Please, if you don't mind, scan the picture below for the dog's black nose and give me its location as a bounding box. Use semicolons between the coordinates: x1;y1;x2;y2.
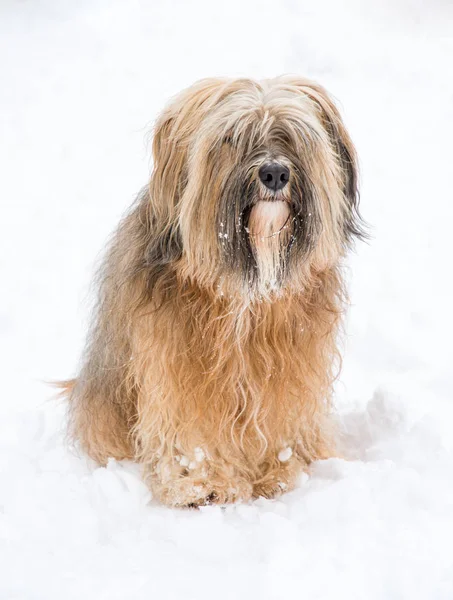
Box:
258;162;290;192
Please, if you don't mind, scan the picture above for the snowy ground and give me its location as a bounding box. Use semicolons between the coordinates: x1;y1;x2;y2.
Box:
1;1;453;598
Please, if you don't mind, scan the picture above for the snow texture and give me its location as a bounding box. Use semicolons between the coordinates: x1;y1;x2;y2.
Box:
278;447;293;463
1;1;453;598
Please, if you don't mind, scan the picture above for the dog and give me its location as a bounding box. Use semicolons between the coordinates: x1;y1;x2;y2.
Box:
61;76;365;507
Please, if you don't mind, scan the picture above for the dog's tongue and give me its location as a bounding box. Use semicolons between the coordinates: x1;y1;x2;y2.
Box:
248;200;290;239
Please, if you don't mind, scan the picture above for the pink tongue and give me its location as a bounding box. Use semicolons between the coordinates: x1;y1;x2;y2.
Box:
248;201;290;237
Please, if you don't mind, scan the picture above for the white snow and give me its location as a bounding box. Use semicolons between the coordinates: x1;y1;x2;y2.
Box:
278;447;293;462
1;1;453;599
194;447;205;463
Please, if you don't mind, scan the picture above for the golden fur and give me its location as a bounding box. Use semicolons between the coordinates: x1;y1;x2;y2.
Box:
61;76;365;506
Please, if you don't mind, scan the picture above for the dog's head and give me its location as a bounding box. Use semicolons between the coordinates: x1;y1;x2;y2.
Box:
148;76;365;298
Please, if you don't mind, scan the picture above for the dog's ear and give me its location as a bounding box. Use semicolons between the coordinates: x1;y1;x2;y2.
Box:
145;79;237;272
149;109;187;233
151;78;229;200
145;112;184;268
147;79;231;269
289;78;367;242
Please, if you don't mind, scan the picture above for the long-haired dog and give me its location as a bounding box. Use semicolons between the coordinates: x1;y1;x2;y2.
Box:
62;76;365;507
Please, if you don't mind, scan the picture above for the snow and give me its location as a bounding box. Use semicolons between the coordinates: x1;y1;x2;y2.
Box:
194;447;205;463
1;0;453;598
278;447;293;463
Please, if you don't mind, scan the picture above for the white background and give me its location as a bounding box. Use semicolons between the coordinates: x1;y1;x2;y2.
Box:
1;1;453;598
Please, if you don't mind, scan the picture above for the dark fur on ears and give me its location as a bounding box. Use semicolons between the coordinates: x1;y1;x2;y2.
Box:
291;79;367;243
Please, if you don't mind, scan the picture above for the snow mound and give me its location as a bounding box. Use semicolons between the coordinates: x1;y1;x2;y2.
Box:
1;390;452;600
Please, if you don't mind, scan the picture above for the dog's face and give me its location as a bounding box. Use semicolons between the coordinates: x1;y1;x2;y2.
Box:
149;77;364;298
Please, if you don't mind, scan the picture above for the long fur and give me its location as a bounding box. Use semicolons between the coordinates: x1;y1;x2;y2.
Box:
62;76;365;506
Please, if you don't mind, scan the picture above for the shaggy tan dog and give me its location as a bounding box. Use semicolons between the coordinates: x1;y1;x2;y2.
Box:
62;76;365;507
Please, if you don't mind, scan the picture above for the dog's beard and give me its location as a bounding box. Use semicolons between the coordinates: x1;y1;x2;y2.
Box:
247;200;292;292
218;162;320;296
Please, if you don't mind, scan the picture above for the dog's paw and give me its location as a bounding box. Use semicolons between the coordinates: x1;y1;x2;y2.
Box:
186;491;219;509
149;469;253;508
146;449;254;507
253;478;288;500
253;453;304;499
